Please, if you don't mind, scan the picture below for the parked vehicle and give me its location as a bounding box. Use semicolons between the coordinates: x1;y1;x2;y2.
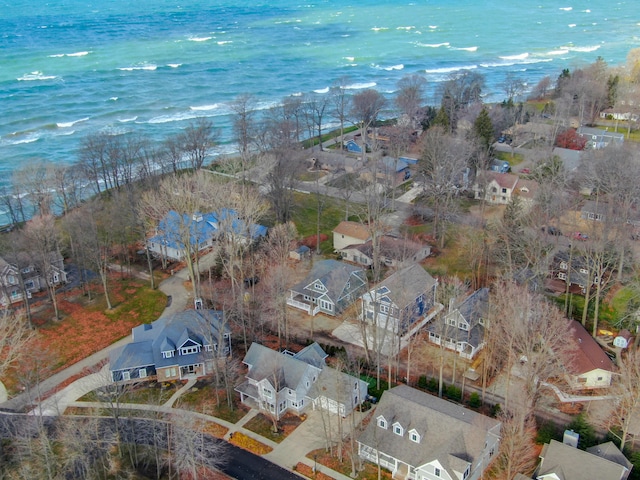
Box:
571;232;589;241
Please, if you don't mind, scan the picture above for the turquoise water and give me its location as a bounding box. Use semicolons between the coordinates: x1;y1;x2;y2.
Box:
1;0;639;180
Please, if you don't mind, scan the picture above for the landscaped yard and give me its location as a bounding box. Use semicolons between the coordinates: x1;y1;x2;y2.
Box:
3;276;166;395
229;432;273;455
243;412;305;443
307;448;393;480
175;380;249;424
79;380;180;405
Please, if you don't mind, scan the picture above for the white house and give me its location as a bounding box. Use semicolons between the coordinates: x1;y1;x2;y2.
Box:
332;221;371;252
358;385;501;480
235;342;367;419
565;321;615;390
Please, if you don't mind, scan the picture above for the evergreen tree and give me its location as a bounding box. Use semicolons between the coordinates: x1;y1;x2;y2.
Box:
433;106;450;131
474;107;494;151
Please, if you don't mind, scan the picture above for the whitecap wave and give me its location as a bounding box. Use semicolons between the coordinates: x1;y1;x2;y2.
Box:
396;26;415;30
559;6;573;11
583;9;591;13
217;41;232;45
429;25;438;29
500;53;529;61
425;65;478;74
345;82;377;89
547;49;569;55
55;129;76;136
452;46;478;52
56;117;89;128
291;92;303;97
118;64;157;71
371;27;389;32
48;51;89;58
117;116;138;123
567;45;600;52
344;56;355;62
189;36;212;42
17;71;57;81
568;24;576;28
3;132;41;145
147;112;200;124
383;64;404;71
314;87;329;94
167;63;182;68
110;97;118;101
416;42;449;48
190;104;220;111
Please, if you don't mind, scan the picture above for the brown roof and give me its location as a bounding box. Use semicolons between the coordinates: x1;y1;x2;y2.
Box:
514;178;539;200
567;321;615;375
333;221;370;241
486;171;519;189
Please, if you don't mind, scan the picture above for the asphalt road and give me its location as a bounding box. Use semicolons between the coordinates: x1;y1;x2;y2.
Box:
221;443;301;480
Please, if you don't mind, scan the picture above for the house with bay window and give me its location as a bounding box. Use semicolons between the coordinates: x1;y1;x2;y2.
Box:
109;309;230;383
358;386;501;480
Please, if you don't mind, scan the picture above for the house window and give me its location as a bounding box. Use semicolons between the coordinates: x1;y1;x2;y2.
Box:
263;388;272;399
580;268;588;274
447;318;456;327
392;423;403;436
306;381;310;388
122;371;130;381
501;188;507;193
288;389;293;396
458;322;468;331
205;345;213;352
478;317;485;326
410;431;420;443
560;262;568;270
24;281;35;290
558;272;567;280
314;282;325;291
380;304;389;314
320;299;333;311
279;400;287;413
163;350;174;358
377;417;387;429
169;368;177;377
8;275;16;285
435;467;441;477
180;346;200;355
491;187;497;193
597;376;603;381
139;368;147;378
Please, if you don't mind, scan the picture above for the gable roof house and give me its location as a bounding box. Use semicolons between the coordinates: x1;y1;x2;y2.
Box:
147;209;267;262
235;342;367;419
0;252;67;306
564;320;615;390
577;127;625;150
361;264;439;336
537;439;632;480
473;172;519;205
339;235;431;269
333;221;371;252
287;260;367;317
110;310;231;383
427;288;489;360
358;385;501;480
549;251;602;295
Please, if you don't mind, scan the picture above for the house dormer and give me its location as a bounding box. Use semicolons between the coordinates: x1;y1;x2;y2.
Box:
377;415;388;429
177;328;202;355
409;428;421;444
160;338;175;358
313;281;326;292
392;421;404;436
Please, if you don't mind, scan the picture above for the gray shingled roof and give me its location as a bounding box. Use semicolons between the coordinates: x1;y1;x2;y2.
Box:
289;259;364;305
358;386;500;475
427;288;488;348
375;264;436;308
308;368;368;405
243;342;325;391
539;440;629;480
110;310;229;372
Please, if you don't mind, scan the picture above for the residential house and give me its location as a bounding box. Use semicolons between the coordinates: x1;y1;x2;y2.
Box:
339;235;431;269
613;329;632;349
361;264;438;336
235;342;367;419
147;209;267;262
427;288;489;360
110;310;231;383
0;252;67;306
473;172;519;205
287;260;367;317
549;251;601;294
581;199;609;223
577;127;624;149
600;108;639;122
359;157;411;185
333;221;371;252
358;385;501;480
537;439;631;480
564;320;615;390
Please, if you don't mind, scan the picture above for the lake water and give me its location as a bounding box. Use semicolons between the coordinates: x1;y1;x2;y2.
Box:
1;0;639;184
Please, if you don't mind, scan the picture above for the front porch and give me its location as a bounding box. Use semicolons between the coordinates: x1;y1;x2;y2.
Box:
287;294;321;316
180;362;204;379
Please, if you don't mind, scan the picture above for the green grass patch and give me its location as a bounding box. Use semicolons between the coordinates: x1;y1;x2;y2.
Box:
291;192;350;239
495;150;525;166
100;278;167;324
176;382;248;423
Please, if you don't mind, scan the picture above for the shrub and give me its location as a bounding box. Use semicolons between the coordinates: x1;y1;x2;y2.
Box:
417;375;428;390
445;384;462;402
468;392;481;408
